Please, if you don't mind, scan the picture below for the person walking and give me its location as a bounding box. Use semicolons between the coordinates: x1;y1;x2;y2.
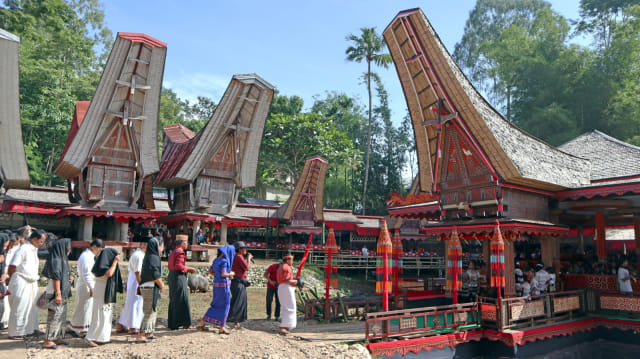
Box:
135;237;164;343
1;231;19;329
42;237;72;349
167;235;196;330
263;260;280;321
67;239;104;337
7;229;46;339
228;241;252;329
85;248;122;347
117;241;147;334
196;245;235;334
277;253;298;335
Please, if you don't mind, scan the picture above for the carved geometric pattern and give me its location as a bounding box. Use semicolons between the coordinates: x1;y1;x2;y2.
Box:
400;317;417;330
481;304;497;321
553;296;580;313
432;314;441;326
510;300;545;320
455;312;467;323
600;295;640;312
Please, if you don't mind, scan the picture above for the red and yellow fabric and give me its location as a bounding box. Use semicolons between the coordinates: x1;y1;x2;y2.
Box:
376;221;393;297
490;221;506;296
445;227;462;303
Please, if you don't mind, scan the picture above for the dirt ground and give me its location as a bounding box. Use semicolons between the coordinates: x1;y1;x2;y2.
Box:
13;259;374;359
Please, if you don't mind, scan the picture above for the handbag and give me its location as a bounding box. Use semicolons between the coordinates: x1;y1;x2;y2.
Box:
36;292;49;309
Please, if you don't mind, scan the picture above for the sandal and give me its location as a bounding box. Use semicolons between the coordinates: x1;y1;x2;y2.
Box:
219;327;231;335
84;338;98;347
9;336;24;340
134;338;149;344
196;325;209;332
147;335;158;340
43;344;57;350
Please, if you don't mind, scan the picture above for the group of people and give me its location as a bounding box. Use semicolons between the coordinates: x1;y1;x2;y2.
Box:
195;241;299;336
0;226;303;350
514;262;556;297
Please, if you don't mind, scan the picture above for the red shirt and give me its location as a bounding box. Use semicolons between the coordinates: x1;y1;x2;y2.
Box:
265;263;279;289
277;262;293;285
168;248;187;273
231;254;249;280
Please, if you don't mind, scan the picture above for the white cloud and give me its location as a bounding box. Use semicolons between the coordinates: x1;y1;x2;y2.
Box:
165;71;230;104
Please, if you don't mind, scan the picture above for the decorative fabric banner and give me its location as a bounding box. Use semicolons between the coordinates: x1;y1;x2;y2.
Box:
376;221;393;296
445;227;462;303
490;220;506;297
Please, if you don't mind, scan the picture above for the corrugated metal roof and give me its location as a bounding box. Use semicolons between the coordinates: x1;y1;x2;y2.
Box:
559;130;640;182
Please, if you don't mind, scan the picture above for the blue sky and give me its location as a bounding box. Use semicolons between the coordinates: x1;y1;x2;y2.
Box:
102;1;583;126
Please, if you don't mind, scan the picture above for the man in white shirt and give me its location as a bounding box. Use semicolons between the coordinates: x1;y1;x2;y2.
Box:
533;263;550;295
117;241;147;334
618;259;634;296
67;239;104;337
7;229;46;339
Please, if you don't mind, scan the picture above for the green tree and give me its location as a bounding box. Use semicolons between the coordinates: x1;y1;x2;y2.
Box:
453;0;551;111
1;0;111;186
345;27;392;215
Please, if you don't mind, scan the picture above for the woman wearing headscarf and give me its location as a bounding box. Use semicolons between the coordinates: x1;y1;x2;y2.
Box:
85;248;122;347
167;234;195;330
135;237;164;343
42;236;71;349
0;231;19;329
228;241;252;329
195;245;235;334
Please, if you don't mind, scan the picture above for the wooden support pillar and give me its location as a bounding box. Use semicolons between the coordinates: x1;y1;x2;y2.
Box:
82;216;93;242
483;238;490;267
220;222;228;245
541;236;559;269
504;237;515;297
595;211;606;261
634;218;640;258
577;226;584;255
120;221;129;242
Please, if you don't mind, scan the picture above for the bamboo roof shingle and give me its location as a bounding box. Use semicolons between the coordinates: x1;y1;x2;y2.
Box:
558;130;640;182
55;32;167;180
383;9;590;192
277;157;329;223
0;29;29;189
154;74;275;188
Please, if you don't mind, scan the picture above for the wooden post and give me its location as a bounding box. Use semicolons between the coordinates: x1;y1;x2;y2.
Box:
220;222;228;245
595;211;606;261
578;226;584;255
541;236;559;268
82;216;93;242
634;218;640;266
120;221;129;242
504;237;515;297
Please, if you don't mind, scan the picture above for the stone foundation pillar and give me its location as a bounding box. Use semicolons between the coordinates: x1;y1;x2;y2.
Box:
120;221;129;242
220;223;228;245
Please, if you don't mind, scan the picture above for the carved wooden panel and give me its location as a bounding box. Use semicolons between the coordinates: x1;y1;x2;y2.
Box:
553;296;580;313
173;184;191;212
87;165;104;201
510;300;545;320
600;296;640;312
400;317;417;330
481;304;497;321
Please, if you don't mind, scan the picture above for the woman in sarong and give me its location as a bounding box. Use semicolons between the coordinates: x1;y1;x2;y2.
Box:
228;241;252;329
85;248;122;347
196;245;235;334
42;236;71;349
167;235;195;330
135;237;164;343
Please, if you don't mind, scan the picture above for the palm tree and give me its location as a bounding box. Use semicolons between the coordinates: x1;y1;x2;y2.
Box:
345;27;392;215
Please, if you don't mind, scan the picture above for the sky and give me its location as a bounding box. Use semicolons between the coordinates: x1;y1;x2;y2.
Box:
102;1;583;127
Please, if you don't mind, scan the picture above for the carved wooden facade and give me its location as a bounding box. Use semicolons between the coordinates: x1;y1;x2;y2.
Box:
155;74;275;215
55;33;166;209
277;157;329;227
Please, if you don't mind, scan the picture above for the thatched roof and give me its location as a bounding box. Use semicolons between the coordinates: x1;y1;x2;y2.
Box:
559;130;640;182
324;209;362;224
155;74;274;188
154;124;200;184
55;32;167;179
0;29;29;189
383;9;590;192
4;187;70;206
277;157;329;222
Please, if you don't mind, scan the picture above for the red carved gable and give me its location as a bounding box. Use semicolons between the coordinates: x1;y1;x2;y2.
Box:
440;125;491;189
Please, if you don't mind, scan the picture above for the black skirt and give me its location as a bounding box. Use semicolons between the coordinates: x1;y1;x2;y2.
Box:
167;271;192;329
227;278;247;323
